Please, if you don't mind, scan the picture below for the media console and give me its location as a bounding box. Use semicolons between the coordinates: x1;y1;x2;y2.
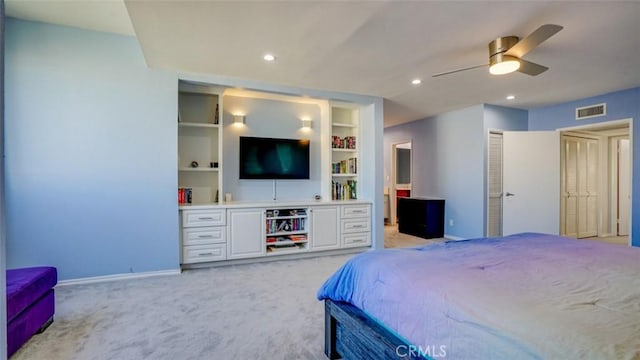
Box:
398;197;445;239
179;200;372;267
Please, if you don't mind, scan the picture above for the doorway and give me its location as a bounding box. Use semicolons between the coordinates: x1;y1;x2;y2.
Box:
389;141;412;225
559;123;631;243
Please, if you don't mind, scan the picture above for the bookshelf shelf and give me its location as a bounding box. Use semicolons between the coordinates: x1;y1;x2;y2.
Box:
331;122;357;128
332;173;357;177
178;122;220;128
179;167;220;172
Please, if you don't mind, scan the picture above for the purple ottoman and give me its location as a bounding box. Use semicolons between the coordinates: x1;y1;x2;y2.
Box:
6;266;57;357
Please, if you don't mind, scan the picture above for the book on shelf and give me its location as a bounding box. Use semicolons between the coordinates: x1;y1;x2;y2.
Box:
332;157;357;174
332;180;357;200
331;135;356;149
178;187;192;204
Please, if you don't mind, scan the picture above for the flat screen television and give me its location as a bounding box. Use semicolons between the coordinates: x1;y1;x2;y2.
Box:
239;136;310;179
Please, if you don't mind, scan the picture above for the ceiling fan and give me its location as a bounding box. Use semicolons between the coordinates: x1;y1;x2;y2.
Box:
432;24;563;78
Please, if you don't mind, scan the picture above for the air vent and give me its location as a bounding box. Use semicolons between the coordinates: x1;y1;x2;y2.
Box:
576;103;606;120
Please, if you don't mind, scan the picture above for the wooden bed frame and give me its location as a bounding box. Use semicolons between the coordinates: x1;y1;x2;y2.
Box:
324;299;429;360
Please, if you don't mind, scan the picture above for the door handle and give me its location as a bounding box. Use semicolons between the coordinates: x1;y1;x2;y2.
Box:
505;192;515;197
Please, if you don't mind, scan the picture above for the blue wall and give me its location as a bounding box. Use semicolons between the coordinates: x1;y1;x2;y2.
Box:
384;105;487;238
5;19;180;279
529;87;640;246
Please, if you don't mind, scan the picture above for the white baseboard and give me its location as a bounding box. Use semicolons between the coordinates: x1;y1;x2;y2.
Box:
57;269;181;286
444;234;466;241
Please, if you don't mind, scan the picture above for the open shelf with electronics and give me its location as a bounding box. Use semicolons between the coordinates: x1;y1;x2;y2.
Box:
178;81;223;205
265;207;309;255
331;104;359;200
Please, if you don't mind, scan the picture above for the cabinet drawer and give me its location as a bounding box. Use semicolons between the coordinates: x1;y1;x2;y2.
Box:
182;244;226;264
342;205;370;218
183;210;226;227
341;218;371;234
342;232;371;247
183;227;226;246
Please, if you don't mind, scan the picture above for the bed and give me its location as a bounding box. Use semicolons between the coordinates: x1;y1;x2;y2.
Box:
317;233;640;359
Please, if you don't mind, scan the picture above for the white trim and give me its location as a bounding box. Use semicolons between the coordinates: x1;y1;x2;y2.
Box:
57;269;181;286
444;234;466;241
389;139;412;226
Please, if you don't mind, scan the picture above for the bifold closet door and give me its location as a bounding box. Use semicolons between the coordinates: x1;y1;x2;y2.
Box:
487;133;503;237
562;136;598;238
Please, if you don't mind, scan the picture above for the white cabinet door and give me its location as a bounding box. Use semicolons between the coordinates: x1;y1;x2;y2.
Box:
310;206;339;251
227;208;265;259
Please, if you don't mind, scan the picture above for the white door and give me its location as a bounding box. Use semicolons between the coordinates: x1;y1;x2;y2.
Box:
618;139;630;236
503;131;560;235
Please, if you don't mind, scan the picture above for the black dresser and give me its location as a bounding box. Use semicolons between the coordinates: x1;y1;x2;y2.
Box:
398;197;445;239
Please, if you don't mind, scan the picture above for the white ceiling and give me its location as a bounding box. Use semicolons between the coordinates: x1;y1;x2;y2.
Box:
6;1;640;127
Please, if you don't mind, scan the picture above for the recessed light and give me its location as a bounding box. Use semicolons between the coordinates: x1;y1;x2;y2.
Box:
411;79;422;85
263;54;276;62
506;95;515;100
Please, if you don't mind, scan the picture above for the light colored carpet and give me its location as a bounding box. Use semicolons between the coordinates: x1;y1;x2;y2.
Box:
11;254;354;360
583;235;629;246
384;224;445;248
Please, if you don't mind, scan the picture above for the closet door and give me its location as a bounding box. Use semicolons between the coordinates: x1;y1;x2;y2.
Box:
563;138;579;237
583;139;598;237
487;133;503;237
562;136;598;238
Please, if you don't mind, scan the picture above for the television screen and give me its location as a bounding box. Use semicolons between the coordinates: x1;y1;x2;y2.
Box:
239;137;310;179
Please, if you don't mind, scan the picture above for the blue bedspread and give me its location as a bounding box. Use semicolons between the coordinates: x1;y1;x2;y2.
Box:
318;233;640;359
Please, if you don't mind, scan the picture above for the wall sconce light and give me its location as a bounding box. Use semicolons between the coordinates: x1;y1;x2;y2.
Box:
301;118;312;129
233;115;246;125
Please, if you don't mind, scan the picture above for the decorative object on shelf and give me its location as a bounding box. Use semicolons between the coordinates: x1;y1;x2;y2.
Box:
214;104;219;124
225;193;232;202
190;161;199;168
210;162;218;168
315;194;321;200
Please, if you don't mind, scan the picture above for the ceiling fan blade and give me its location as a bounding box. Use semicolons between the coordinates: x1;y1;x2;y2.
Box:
432;64;487;77
505;24;563;58
517;59;549;76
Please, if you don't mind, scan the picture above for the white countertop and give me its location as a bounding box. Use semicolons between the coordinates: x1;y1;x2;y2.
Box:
179;199;371;210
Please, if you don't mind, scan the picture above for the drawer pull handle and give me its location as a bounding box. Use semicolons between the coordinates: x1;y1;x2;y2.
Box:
352;210;364;213
198;252;214;256
198;217;214;220
352;239;363;242
197;235;214;238
352;225;364;228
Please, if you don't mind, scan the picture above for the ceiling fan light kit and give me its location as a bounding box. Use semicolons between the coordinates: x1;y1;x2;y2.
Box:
489;36;521;75
432;24;563;78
